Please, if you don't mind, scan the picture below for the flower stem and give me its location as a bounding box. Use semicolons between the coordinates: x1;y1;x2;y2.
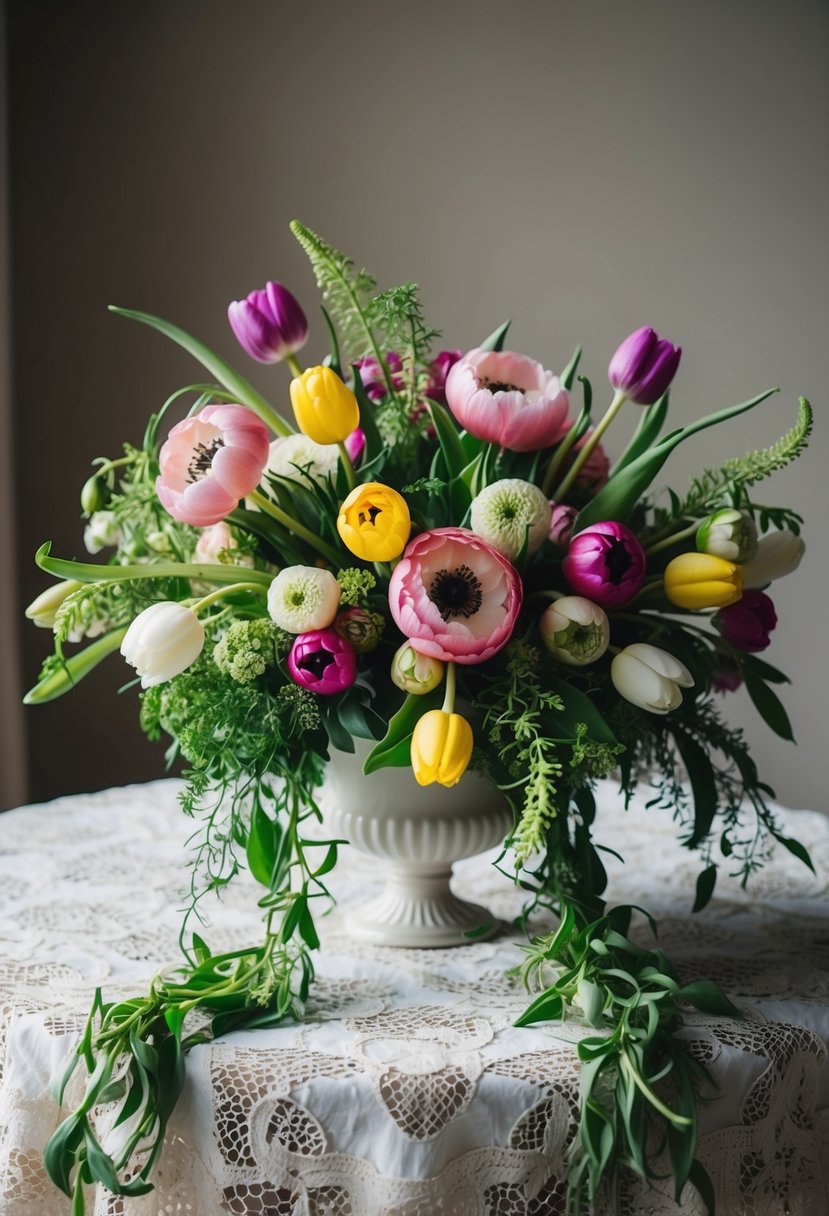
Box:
441;661;457;714
553;389;627;502
249;490;342;565
337;442;357;492
644;521;700;556
285;353;303;379
541;423;581;498
191;582;268;614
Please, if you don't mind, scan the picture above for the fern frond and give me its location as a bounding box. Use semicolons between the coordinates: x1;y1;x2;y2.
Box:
290;220;379;365
682;397;813;515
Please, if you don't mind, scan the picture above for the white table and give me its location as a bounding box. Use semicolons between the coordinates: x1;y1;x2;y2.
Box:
0;779;828;1215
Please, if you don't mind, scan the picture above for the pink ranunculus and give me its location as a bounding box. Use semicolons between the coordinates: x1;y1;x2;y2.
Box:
566;429;610;491
549;503;578;548
715;590;777;654
156;404;270;527
388;527;522;665
444;348;571;453
562;521;647;608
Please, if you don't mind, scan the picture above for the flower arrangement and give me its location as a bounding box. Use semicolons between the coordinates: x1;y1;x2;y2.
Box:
26;222;813;1212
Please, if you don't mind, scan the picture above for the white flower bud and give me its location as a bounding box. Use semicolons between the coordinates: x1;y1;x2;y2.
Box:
267;566;340;633
470;479;552;561
740;530;805;588
265;434;340;484
194;522;253;567
25;580;82;629
611;643;694;715
539;596;609;666
390;642;444;694
121;602;204;688
83;510;121;554
696;508;757;563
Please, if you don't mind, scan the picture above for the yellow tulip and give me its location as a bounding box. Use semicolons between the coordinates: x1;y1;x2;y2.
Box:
337;482;411;562
289;365;360;445
664;552;743;610
411;709;473;787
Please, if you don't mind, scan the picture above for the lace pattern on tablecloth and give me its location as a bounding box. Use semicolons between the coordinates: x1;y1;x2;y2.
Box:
0;778;828;1215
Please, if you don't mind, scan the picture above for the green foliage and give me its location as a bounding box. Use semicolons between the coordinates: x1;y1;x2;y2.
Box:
336;566;377;607
213;619;280;683
291;220;380;366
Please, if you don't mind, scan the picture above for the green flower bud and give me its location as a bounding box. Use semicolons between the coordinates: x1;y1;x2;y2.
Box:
390;642;444;694
696;508;758;563
80;474;107;515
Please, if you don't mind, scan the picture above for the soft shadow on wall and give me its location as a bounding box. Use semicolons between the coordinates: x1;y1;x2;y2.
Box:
6;0;829;807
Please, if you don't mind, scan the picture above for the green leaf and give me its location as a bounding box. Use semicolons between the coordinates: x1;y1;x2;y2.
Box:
298;902;320;949
679;979;741;1018
740;654;790;685
667;1054;698;1201
575;387;778;529
281;893;306;943
513;989;563;1027
688;1159;717;1216
109;306;291;435
742;667;795;741
24;626;128;704
363;690;442;774
312;842;339;877
560;345;582;390
692;865;717;913
337;689;386;740
776;834;815;874
320;305;343;378
44;1114;85;1196
478;320;511;351
246;803;281;889
672;729;719;849
350;362;385;465
612;394;669;475
544;675;618;745
33;541;274;589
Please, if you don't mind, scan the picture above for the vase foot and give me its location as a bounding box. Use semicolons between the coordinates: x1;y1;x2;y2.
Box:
342;871;501;948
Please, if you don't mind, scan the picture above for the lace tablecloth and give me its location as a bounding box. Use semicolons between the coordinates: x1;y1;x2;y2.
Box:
0;779;828;1216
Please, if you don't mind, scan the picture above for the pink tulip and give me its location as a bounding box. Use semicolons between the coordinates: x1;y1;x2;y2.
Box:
156;404;270;527
549;504;578;548
388;527;522;665
344;427;366;465
444;348;571;452
562;521;647;608
288;628;357;695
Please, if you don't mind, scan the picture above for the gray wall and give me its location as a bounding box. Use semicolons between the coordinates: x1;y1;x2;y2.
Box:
6;0;829;808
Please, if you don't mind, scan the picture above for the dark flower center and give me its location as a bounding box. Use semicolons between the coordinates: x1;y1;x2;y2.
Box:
300;649;334;678
358;505;382;527
481;377;525;394
428;565;483;622
604;539;633;584
187;438;225;482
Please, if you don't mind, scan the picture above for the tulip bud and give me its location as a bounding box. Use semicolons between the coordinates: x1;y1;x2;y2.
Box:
549;504;577;548
562;521;646;608
664;552;742;610
540;596;609;667
287;628;357;696
267;566;340;634
290;365;360;445
334;607;384;654
121;602;205;688
227;281;308;364
696;509;758;563
337;482;411;562
608;326;681;405
611;643;694;714
80;474;106;515
715;590;777;653
740;530;805;588
411;708;473;787
25;580;82;630
390;643;444;694
470;479;552;561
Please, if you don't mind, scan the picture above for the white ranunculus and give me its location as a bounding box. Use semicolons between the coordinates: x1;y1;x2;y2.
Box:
539;596;609;666
740;530;805;588
470;479;552;561
83;510;121;554
267;566;340;633
25;580;82;629
121;602;205;688
611;643;694;715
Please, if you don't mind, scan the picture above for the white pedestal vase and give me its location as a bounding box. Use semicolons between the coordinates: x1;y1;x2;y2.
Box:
317;738;513;948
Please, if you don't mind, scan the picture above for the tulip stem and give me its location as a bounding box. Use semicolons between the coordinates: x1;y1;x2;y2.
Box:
249;490;343;566
553;390;627;503
541;422;582;498
191;583;268;614
441;661;457;714
624;577;664;608
644;522;700;556
285;353;303;379
337;442;357;492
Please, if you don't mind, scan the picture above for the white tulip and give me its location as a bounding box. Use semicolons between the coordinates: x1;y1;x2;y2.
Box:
83;510;121;554
611;643;694;715
695;508;757;563
740;530;805;588
121;602;205;688
470;479;552;561
25;580;82;629
540;596;609;666
267;566;340;633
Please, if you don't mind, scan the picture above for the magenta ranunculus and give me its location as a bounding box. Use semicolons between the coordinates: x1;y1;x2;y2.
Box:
608;326;681;406
444;349;571;453
715;590;777;654
156;404;270;527
425;349;463;406
388;527;522;665
287;628;357;695
356;351;405;402
227;281;308;364
562;521;647;607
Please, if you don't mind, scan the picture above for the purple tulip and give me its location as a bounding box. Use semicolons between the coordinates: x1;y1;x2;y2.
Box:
715;590;777;654
287;628;357;696
562;521;647;607
608;327;681;405
227;281;308;364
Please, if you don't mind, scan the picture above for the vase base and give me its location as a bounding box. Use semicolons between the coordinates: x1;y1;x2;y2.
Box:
342;884;501;949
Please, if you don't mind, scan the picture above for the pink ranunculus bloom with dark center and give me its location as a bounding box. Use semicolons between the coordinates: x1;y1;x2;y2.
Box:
715;590;777;653
562;521;647;608
356;351;405;402
444;348;571;453
156;404;270;527
424;349;463;407
388;527;522;665
287;628;357;695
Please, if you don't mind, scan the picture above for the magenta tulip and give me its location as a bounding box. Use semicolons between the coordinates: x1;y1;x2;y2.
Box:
445;349;571;452
156;404;270;527
228;281;308;364
608;326;681;405
715;590;777;653
425;349;463;406
287;628;357;696
562;521;647;607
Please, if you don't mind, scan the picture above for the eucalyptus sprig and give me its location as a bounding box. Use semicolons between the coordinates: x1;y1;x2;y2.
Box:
516;904;741;1215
